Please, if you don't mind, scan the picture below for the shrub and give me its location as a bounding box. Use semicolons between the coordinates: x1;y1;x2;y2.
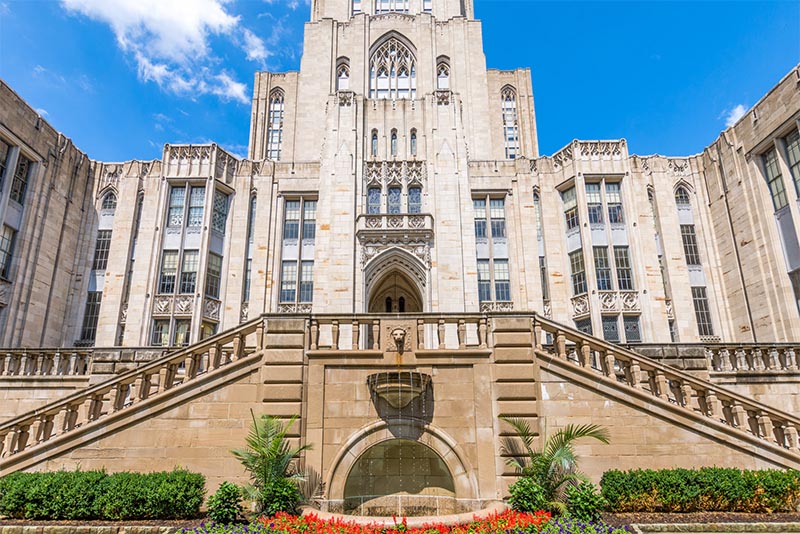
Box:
565;481;606;521
601;467;800;513
261;478;301;516
0;468;205;520
208;482;243;524
509;477;549;513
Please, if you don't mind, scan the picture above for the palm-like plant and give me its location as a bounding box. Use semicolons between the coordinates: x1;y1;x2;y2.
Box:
500;417;609;513
231;412;312;514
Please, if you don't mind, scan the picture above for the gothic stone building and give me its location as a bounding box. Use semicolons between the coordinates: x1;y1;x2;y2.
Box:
1;0;800;514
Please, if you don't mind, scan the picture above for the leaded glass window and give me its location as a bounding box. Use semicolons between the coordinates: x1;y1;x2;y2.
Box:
158;251;179;294
102;192;117;210
212;191;228;234
786;130;800;194
763;148;788;210
10;154;31;204
303;200;317;240
586;183;603;224
594;246;612;291
283;200;301;240
168;187;185;227
369;38;416;100
606;182;624;223
691;286;714;337
474;198;487;239
624;315;642;343
494;259;510;301
408;187;421;214
267;89;285;160
92;230;112;271
205;253;222;298
680;225;701;266
80;292;102;344
477;259;491;302
280;261;297;302
562;187;578;230
602;316;619;343
569;250;587;295
501;86;519;159
388;187;402;214
0;225;15;279
614;246;634;290
368;187;381;214
299;261;314;302
187;186;205;227
180;250;199;294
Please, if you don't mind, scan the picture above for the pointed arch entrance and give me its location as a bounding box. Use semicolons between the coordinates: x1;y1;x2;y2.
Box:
364;248;427;313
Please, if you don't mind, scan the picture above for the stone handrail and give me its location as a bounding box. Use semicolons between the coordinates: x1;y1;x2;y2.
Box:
532;314;800;453
0;350;92;377
0;315;265;460
706;345;800;372
308;313;490;352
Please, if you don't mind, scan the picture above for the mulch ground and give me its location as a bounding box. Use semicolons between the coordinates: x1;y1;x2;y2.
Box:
602;512;800;526
0;519;208;528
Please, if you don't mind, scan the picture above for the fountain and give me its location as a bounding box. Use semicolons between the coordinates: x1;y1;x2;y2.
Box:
367;370;431;409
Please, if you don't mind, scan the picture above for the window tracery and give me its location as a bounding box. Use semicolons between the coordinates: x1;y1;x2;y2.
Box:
337;62;350;91
370;37;416;100
501;86;519;159
267;89;285;160
436;62;449;90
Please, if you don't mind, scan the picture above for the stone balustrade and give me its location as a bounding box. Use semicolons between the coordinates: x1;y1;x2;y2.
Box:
0;316;264;460
307;314;489;352
356;213;434;233
0;350;92;377
533;314;800;453
706;345;799;373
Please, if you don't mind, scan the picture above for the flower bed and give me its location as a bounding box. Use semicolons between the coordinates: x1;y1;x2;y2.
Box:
180;510;629;534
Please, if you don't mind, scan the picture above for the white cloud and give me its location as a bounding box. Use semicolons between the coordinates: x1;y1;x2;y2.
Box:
60;0;262;104
724;104;747;127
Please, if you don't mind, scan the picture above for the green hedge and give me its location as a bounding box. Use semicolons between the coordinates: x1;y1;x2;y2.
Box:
0;469;205;520
601;467;800;513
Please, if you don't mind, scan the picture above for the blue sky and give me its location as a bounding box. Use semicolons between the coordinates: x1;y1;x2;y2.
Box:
0;0;798;161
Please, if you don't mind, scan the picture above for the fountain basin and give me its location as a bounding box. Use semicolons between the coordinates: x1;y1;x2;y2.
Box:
367;371;431;409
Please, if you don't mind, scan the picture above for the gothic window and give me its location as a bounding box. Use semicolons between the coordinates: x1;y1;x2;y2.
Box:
763;147;788;210
613;246;634;290
101;191;117;210
369;37;416;100
371;130;378;157
691;286;714;337
408;186;421;214
205;253;222;299
375;0;409;13
168;187;186;226
267;89;285;160
388;186;402;214
680;225;701;266
92;230;112;271
211;191;229;234
80;292;102;345
243;195;256;303
606;182;624;223
151;319;170;346
179;250;199;294
368;187;381;214
501;86;519;159
283;200;301;240
337;62;350;91
10;154;32;204
391;129;398;156
0;225;16;280
302;200;317;240
786;129;800;194
173;319;191;347
158;251;179;294
187;186;205;227
474;195;510;303
436;62;449;90
675;186;691;206
410;129;417;156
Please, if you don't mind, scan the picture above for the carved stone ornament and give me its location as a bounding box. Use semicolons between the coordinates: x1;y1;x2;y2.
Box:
363;160;427;188
384;323;413;352
240;302;249;323
552;145;574;169
119;302;128;325
0;279;10;308
434;89;451;105
203;298;221;320
337;90;355;106
668;159;690;176
278;303;313;314
665;299;674;319
102;164;123;183
571;294;590;318
174;295;194;315
153;296;173;316
479;301;514;312
579;141;623;158
361;238;431;268
620;291;640;311
599;291;619;312
542;299;552;319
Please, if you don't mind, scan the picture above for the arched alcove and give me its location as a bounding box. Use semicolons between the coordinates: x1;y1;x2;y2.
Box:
364;248;427;313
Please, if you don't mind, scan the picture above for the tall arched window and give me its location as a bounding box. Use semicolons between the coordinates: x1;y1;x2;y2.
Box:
408;186;421;213
370;37;416;100
410;129;417;156
501;86;519;159
375;0;408;13
368;187;381;214
267;89;285;160
371;130;379;157
436;62;450;90
101;191;117;210
391;129;398;156
337;62;350;91
675;186;691;206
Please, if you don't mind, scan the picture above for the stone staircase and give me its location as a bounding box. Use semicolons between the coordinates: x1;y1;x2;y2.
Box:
1;313;799;478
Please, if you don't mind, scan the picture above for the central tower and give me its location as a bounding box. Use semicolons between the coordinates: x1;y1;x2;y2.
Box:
248;0;538;314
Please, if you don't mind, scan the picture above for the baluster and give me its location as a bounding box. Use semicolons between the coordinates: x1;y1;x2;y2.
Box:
128;375;144;405
437;319;446;349
331;320;340;350
35;413;55;443
717;348;730;371
232;333;244;360
757;412;773;441
140;373;154;400
310;319;319;350
532;320;542;350
68;352;78;374
654;371;669;400
88;393;105;421
0;430;8;456
113;382;128;411
479;317;488;349
256;319;265;350
209;344;221;369
794;347;800;370
556;331;566;358
787;347;798;371
578;342;590;367
10;424;31;453
730;403;747;430
762;348;776;371
457;319;466;349
20;352;30;375
627;361;642;389
184;352;197;380
52;352;62;375
372;320;380;350
33;353;43;375
352;320;360;350
602;351;616;378
745;348;757;370
705;390;721;419
680;382;694;409
778;348;789;370
0;352;5;375
158;365;171;392
417;319;425;350
784;424;799;451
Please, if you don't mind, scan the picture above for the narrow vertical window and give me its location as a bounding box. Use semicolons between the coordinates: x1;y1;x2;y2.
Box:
337;63;350;91
211;191;228;233
352;0;361;14
179;251;199;294
436;62;449;90
101;192;117;210
763;148;788;210
299;261;314;302
173;320;191;347
388;186;401;214
10;154;31;204
602;316;620;343
473;198;487;238
785;130;800;194
408;186;421;214
494;260;510;301
0;225;16;279
205;253;222;298
490;198;506;239
561;187;578;230
680;225;701;266
243;196;256;303
624;316;642;343
691;286;714;337
606;182;624;223
410;130;417;156
80;292;102;344
92;230;112;271
158;251;179;293
614;246;634;290
283;200;301;240
675;186;691;206
168;186;186;227
501;86;519;159
368;187;381;214
569;250;587;295
371;130;378;157
477;259;491;302
187;186;205;227
585;183;603;224
151;319;170;346
423;0;431;11
593;246;612;291
0;140;10;189
280;261;297;302
391;130;398;157
539;256;549;300
303;200;317;240
267;89;285;160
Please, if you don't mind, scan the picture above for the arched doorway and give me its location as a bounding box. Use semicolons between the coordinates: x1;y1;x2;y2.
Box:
364;248;427;313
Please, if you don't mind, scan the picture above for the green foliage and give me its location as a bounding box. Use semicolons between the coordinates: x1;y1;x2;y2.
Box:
601;467;800;513
0;468;204;520
207;482;244;524
501;418;610;513
508;477;548;513
231;412;312;515
541;516;628;534
565;481;606;522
